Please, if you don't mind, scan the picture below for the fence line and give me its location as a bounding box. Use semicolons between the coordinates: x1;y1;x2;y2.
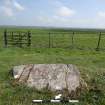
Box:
3;30;105;50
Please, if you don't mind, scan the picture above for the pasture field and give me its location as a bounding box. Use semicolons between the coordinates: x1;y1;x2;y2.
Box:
0;27;105;105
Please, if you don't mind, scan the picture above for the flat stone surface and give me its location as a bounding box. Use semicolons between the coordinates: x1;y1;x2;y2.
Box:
12;64;83;94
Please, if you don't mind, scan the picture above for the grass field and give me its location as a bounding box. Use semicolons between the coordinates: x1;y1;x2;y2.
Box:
0;27;105;105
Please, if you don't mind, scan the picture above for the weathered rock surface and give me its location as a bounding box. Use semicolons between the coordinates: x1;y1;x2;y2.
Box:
12;64;84;94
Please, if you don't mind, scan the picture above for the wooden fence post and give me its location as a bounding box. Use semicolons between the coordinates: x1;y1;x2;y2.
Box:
27;31;31;47
71;32;74;47
11;32;14;46
96;32;102;51
19;32;22;47
49;32;51;48
4;29;7;47
52;33;53;48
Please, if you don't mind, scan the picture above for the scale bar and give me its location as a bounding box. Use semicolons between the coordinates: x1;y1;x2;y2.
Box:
32;99;79;103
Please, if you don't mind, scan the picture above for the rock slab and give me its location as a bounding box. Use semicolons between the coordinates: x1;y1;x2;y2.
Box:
12;64;82;93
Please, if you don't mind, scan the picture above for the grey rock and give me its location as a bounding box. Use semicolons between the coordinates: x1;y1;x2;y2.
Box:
12;64;84;94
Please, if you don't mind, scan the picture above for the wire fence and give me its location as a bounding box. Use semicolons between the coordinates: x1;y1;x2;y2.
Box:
2;30;105;50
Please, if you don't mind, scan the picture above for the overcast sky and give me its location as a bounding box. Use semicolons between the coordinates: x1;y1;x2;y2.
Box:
0;0;105;28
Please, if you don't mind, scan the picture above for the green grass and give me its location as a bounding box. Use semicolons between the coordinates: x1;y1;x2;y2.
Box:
0;27;105;105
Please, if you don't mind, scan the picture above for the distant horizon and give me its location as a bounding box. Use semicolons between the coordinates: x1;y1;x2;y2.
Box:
0;25;105;30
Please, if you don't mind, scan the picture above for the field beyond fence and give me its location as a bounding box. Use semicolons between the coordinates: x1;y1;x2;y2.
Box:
2;29;105;50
